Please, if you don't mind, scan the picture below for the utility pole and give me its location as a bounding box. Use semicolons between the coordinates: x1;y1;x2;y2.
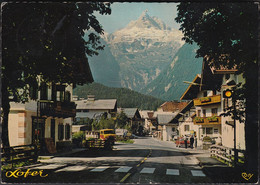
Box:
223;89;238;167
232;94;238;167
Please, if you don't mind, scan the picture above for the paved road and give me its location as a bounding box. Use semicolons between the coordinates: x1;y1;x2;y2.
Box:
2;137;212;183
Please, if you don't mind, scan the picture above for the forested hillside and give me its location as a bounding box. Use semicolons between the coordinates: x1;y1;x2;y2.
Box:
73;83;164;110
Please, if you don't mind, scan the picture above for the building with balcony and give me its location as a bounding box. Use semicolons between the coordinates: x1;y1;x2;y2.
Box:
181;73;222;146
8;82;76;153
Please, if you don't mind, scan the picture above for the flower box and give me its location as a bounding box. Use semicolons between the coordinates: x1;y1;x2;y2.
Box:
207;116;218;122
199;97;211;103
194;117;204;123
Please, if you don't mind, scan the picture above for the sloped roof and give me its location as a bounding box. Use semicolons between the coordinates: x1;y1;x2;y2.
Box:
75;99;117;110
169;100;194;124
157;113;176;125
139;110;153;119
180;74;201;100
121;108;141;119
159;101;188;112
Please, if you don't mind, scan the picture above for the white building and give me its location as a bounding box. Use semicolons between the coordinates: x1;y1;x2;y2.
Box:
157;113;176;141
75;95;117;122
8;82;75;153
212;68;246;150
169;101;199;141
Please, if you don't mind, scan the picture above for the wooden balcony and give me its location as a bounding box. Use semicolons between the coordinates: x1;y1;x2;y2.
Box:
193;95;221;106
39;101;76;118
193;116;221;125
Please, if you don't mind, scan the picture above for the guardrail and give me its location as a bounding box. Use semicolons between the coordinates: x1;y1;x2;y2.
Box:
210;145;245;166
1;144;38;168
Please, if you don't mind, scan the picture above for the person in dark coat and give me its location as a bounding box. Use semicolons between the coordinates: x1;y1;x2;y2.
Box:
190;135;194;149
194;136;197;148
184;135;188;149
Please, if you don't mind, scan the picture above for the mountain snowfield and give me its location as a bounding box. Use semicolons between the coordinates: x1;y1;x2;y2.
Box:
86;11;202;101
105;11;183;45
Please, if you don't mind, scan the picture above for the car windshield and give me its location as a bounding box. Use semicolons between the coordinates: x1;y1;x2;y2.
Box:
104;130;115;134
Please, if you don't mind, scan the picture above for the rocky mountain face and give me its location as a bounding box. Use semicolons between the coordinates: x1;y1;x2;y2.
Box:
87;11;202;101
141;43;203;100
87;37;121;88
88;11;184;90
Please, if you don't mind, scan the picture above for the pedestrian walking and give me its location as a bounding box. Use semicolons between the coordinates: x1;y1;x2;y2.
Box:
184;135;188;149
190;135;194;149
194;136;197;148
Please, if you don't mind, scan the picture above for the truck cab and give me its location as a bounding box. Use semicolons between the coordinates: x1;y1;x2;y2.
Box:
99;129;116;143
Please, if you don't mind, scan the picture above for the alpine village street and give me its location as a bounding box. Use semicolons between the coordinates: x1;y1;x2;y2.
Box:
1;2;258;184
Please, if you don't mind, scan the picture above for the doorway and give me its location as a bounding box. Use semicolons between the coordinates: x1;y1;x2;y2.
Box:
32;117;45;147
51;119;55;144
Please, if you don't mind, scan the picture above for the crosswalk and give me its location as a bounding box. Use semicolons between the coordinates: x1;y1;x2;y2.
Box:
28;164;206;177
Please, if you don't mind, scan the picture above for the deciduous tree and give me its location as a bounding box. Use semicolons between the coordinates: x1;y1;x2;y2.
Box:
175;2;258;173
1;2;111;147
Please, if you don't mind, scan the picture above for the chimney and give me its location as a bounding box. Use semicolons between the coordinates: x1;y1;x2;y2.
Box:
87;95;95;101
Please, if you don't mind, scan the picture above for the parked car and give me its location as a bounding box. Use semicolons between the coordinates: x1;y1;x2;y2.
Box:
176;137;190;148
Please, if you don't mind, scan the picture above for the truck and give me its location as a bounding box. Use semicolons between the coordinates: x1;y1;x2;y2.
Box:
99;129;116;144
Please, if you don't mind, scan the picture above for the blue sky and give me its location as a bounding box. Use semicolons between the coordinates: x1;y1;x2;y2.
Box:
94;2;180;33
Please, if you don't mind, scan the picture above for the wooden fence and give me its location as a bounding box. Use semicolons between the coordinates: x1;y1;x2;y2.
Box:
1;144;38;168
210;145;245;166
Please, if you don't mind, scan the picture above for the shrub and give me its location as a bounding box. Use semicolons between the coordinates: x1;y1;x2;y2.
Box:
72;131;85;147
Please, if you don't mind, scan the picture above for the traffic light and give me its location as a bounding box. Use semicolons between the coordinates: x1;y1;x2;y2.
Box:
223;89;233;98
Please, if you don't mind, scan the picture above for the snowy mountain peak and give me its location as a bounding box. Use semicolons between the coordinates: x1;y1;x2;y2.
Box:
125;10;170;30
139;9;149;19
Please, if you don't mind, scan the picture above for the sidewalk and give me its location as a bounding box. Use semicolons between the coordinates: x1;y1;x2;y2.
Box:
39;148;87;159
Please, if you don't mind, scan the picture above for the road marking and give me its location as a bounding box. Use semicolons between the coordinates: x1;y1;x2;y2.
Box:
140;167;155;174
166;169;180;175
120;172;131;183
32;164;66;170
191;170;206;177
90;166;110;172
115;166;132;173
55;165;87;172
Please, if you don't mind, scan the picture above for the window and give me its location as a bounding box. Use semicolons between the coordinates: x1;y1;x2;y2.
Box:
206;128;213;134
83;109;89;112
40;83;48;100
29;84;38;99
214;128;218;134
172;127;176;132
184;125;190;131
203;91;207;97
65;124;71;140
58;124;64;140
65;91;71;102
211;108;218;116
212;90;216;95
197;110;201;117
203;109;206;117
